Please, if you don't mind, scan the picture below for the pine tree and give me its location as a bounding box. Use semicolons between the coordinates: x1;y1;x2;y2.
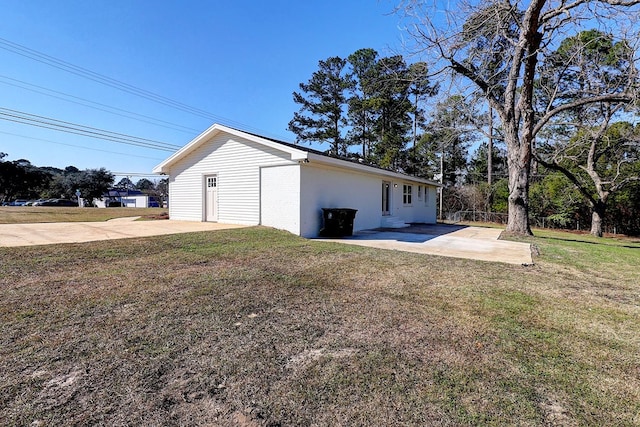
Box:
288;57;353;156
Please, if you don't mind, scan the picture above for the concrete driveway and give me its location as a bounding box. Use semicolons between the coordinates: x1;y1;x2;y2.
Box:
1;219;532;265
318;224;533;265
0;217;246;247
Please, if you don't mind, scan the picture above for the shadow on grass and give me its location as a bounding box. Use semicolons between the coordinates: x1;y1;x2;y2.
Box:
535;235;640;249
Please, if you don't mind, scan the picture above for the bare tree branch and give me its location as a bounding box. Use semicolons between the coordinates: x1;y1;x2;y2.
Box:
533;94;633;136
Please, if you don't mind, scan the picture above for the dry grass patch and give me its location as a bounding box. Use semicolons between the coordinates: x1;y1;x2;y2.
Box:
1;227;639;425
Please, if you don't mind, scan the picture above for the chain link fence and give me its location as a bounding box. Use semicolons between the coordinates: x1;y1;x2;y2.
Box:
448;210;624;234
448;210;507;224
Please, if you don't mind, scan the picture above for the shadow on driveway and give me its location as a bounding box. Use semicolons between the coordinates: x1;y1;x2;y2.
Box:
317;223;533;265
365;223;470;243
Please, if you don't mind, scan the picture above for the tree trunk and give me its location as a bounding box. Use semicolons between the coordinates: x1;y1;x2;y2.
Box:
503;1;541;237
590;202;606;237
506;159;532;235
504;125;533;235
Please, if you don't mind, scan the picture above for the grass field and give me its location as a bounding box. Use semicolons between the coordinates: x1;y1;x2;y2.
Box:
1;216;639;425
0;206;167;224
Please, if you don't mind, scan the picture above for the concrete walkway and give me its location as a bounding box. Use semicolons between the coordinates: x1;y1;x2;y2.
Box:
0;218;246;247
318;225;533;265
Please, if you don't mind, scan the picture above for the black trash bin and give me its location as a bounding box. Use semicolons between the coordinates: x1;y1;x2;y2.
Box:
320;208;358;237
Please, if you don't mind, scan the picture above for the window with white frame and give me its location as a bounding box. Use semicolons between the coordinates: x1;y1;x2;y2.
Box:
403;184;412;205
417;185;423;200
207;176;217;188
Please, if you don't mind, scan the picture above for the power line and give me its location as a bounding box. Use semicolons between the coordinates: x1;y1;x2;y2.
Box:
0;74;200;134
112;172;164;177
0;36;293;140
0;130;164;160
0;37;218;120
0;107;181;152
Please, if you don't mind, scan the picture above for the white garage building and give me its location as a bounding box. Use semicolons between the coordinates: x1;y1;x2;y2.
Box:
153;124;439;238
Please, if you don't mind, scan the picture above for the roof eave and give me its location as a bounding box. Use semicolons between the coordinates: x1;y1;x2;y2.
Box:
306;153;442;187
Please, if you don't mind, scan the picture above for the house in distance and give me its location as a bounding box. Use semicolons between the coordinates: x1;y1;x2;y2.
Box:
94;188;160;208
153;124;439;237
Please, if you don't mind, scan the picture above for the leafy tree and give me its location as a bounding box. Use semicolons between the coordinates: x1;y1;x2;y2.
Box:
466;141;507;185
490;178;509;214
0;154;115;205
154;178;169;207
0;157;51;202
425;95;477;186
135;178;166;207
0;155;23;202
529;171;586;229
47;167;114;204
292;49;437;171
135;178;155;191
607;181;640;235
368;55;414;169
398;0;640;235
404;131;440;178
116;177;135;190
538;121;640;236
346;48;380;159
536;30;634;113
288;56;353;155
79;169;115;205
407;61;438;149
64;166;80;175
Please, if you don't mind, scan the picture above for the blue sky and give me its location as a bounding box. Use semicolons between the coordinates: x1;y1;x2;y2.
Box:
1;0;409;182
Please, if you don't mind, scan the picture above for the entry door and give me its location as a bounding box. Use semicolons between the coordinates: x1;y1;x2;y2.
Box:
382;181;391;216
205;175;218;222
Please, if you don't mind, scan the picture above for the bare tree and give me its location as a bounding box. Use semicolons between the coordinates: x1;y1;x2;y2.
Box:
537;114;640;236
533;30;640;236
397;0;640;235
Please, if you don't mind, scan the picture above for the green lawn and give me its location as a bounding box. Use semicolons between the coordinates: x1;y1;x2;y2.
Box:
0;206;167;224
1;224;639;425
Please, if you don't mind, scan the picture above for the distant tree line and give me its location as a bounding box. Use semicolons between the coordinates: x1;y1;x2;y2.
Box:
0;152;167;207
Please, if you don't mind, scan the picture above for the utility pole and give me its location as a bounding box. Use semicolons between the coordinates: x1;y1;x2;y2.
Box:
488;106;493;187
487;106;494;214
439;143;444;221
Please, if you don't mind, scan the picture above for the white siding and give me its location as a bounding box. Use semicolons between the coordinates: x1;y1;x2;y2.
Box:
260;165;301;235
167;134;295;223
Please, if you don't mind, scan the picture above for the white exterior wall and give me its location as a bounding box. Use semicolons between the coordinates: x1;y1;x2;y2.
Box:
167;134;294;223
299;164;379;237
120;195;149;208
426;186;437;222
260;165;301;235
394;183;438;224
298;163;437;238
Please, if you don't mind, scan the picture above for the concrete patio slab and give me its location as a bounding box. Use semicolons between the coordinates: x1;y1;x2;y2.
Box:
317;224;533;265
0;219;246;247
